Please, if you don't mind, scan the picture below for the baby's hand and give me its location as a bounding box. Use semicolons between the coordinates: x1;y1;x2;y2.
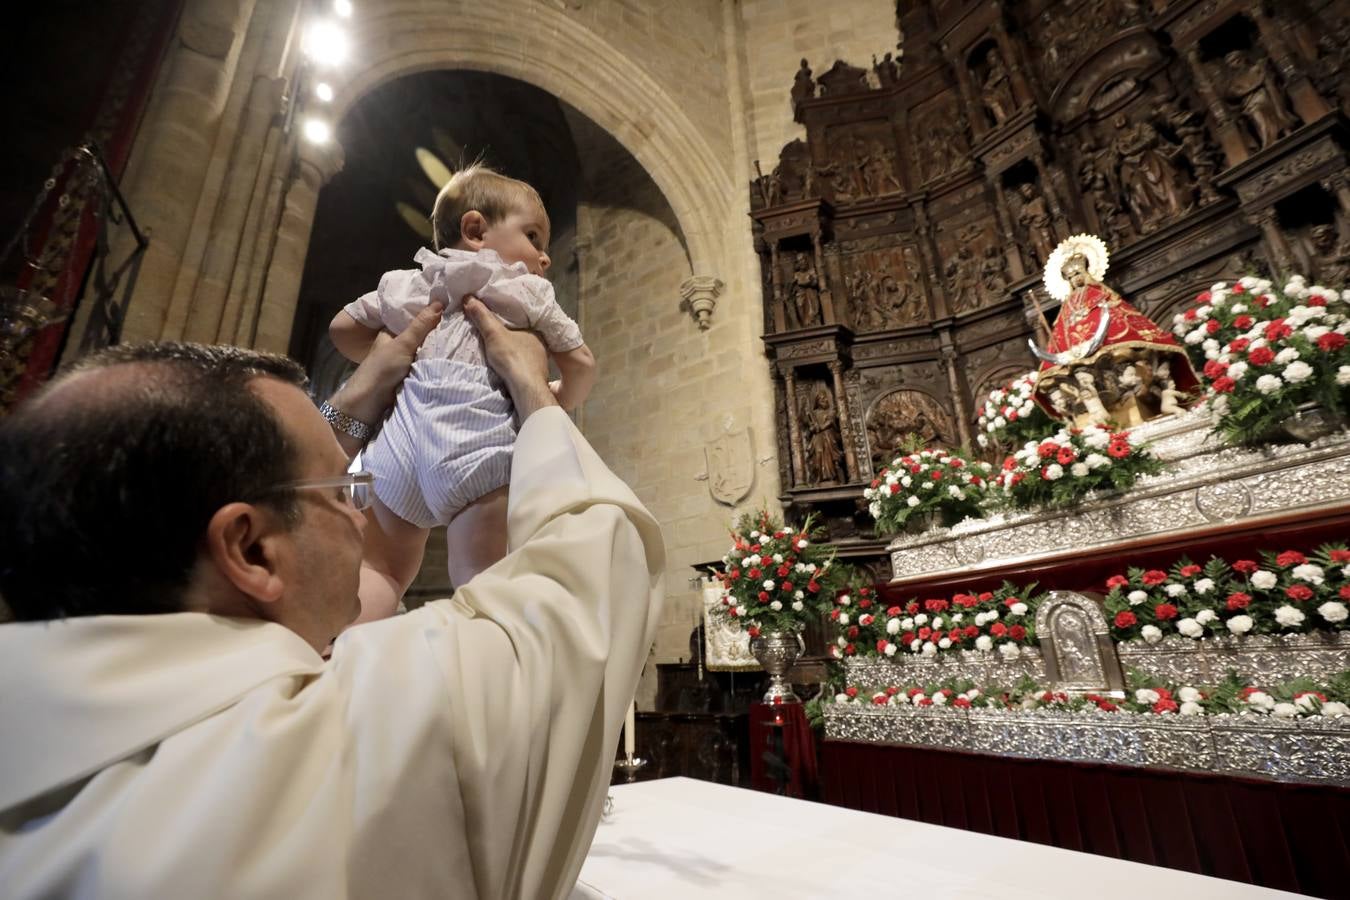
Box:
549;379;563;399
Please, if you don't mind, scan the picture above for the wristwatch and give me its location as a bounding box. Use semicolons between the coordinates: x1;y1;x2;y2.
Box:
319;401;373;442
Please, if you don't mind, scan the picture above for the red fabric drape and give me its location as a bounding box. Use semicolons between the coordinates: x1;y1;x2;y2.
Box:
822;739;1350;899
749;702;819;799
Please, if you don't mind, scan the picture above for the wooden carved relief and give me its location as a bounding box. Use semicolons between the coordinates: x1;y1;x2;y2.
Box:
865;389;958;468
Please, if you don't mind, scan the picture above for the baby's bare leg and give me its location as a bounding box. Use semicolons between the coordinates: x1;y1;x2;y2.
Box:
352;495;431;626
444;485;509;589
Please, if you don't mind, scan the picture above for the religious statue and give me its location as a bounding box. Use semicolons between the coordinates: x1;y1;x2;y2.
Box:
863;140;903;195
1223;50;1299;151
1077;140;1129;243
817;161;854;203
1030;234;1198;427
943;234;981;313
847;269;879;329
1110;113;1192;232
872;51;900;87
789;253;822;328
981;47;1017;126
1162;98;1222;206
804;387;845;484
791;59;815;107
1308;223;1350;286
979;243;1009;295
1015;183;1058;268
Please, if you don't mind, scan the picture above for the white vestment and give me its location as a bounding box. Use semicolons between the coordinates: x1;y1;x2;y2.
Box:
0;408;664;900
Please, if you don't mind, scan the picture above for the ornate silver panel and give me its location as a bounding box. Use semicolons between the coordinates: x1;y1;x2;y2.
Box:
846;646;1045;687
888;416;1350;583
823;704;1350;786
1117;633;1350;684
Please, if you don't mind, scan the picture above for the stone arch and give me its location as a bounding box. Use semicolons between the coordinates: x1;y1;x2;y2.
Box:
327;1;732;279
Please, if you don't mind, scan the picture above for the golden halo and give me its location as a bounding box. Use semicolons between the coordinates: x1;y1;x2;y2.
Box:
1044;234;1110;301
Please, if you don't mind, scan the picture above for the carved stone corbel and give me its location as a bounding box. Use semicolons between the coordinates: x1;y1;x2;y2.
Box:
679;275;725;330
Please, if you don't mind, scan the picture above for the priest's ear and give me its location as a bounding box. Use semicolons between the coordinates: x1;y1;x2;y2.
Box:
202;502;288;607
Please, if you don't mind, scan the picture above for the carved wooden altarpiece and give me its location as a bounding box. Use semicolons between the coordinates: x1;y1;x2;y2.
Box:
754;0;1350;571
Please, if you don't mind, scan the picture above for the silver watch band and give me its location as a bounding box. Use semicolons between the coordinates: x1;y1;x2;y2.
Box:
319;401;373;442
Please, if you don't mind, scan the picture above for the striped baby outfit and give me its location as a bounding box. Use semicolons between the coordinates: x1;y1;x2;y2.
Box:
343;247;583;527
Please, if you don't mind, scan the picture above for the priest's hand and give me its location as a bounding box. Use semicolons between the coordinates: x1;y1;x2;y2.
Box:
463;296;559;420
326;301;443;456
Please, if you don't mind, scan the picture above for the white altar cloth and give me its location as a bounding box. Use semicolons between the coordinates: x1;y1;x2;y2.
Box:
573;777;1298;899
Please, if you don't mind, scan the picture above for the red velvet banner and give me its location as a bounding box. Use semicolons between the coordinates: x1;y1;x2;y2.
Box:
822;739;1350;899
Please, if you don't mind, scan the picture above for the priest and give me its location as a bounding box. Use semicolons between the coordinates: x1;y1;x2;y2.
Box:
0;299;665;899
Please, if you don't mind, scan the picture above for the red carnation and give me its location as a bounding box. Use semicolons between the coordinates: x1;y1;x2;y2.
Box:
1285;584;1314;602
1205;318;1221;334
1276;550;1307;567
1264;320;1292;342
1114;611;1138;628
1248;346;1275;366
1179;564;1202;577
846;626;859;639
1337;585;1349;601
1002;456;1017;471
1308;294;1328;307
1233;314;1254;330
990;622;1008;637
1106;575;1129;590
948;628;964;643
1226;592;1252;611
1233;559;1259;574
1097;700;1120;712
978;592;994;602
747;626;760;637
906;601;920;614
1003;596;1022;607
871;694;889;706
907;687;924;698
1211;376;1236;393
748;568;761;579
844;643;856;656
1184;308;1198;321
1195;290;1212;303
1057;446;1077;465
1154;603;1179;621
1152;698;1180;714
953;697;972;709
1202;359;1228;379
1231;283;1246;294
845;686;858;698
858;599;872;610
758;591;770;603
887;605;902;617
1038;441;1059;459
964;625;980;638
782;582;793;592
1228;338;1250;353
1330;550;1350;563
749;543;761;553
918;627;932;640
876;639;889;653
885;686;899;696
889;483;900;495
1009;624;1027;641
807;580;820;593
777;565;789;577
931;469;943;480
901;631;916;645
1142;569;1168;586
917;697;933;707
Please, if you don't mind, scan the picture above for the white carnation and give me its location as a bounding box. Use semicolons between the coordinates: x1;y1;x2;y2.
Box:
921;641;938;658
1226;361;1249;380
1274;605;1305;628
1044;463;1064;480
1083;430;1110;450
1135;688;1160;704
1127;590;1148;605
938;637;952;649
914;613;928;625
1180;701;1204;717
1317;601;1348;623
838;613;850;626
1178;686;1202;703
1282;360;1314;384
909;639;921;651
1195;609;1218;625
1321;702;1350;718
1165;583;1187;597
835;693;852;704
1291;563;1325;585
998;642;1021;659
1272;703;1300;719
931;616;944;629
769;600;783;611
791;601;804;612
1338;365;1350;386
1071;462;1088;477
1255;374;1283;394
1085;453;1110;470
1227;614;1254;634
1274;346;1301;365
1141;624;1163;644
883;642;898;657
1194;578;1215;595
1251;570;1278;590
886;618;901;635
906;495;921;508
1177;618;1203;638
1009;602;1028;616
762;580;774;590
975;635;993;651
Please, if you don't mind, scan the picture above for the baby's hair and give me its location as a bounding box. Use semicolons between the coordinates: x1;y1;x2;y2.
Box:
430;163;546;250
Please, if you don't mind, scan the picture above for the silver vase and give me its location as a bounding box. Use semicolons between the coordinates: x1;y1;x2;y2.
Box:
1280;402;1347;443
749;631;805;704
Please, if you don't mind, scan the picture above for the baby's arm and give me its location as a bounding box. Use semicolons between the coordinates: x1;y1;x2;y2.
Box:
550;343;597;412
330;310;382;363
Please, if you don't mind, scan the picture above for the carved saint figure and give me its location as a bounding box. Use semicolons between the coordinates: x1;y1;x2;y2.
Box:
791;58;814;107
1032;235;1199;425
1223;50;1299;150
805;387;845;484
863;140;903;195
944;242;980;313
1015;183;1058;268
981;47;1017;125
1163;99;1222;205
1110;113;1191;231
1050;606;1102;685
1309;223;1350;286
979;244;1009;295
789;253;822;328
1077;140;1128;243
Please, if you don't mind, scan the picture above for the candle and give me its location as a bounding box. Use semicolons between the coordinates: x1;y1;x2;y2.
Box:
624;700;637;759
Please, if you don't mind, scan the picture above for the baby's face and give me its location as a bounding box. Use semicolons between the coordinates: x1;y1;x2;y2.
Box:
483;202;552;276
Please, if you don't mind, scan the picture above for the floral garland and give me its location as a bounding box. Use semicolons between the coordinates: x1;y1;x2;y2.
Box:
709;509;849;637
991;424;1162;509
1171;275;1350;446
1104;544;1350;643
837;581;1040;660
863;448;990;535
975;371;1056;451
830;670;1350;719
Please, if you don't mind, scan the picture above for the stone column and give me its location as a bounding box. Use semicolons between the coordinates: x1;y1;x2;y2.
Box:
679;275;724;330
828;360;859;482
991;20;1033;110
253;136;344;353
812;228;835;325
990;180;1029;280
782;368;806;486
113;0;257;343
768;244;786;331
1248;207;1294;273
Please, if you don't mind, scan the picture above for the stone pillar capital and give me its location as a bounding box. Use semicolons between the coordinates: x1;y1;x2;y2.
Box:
679;274;725;330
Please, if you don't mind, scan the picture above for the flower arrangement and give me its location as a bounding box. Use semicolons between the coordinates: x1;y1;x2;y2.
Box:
1171;275;1350;445
990;424;1162;509
1103;544;1350;643
709;509;848;637
831;670;1350;719
843;582;1041;661
863;448;991;535
975;371;1057;451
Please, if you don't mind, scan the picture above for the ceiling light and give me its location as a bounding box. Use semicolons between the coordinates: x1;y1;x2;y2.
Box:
334;0;353;17
304;118;331;144
415;147;454;189
302;21;349;67
315;82;334;102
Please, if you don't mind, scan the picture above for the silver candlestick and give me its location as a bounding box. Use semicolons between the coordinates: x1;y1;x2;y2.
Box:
613;755;649;784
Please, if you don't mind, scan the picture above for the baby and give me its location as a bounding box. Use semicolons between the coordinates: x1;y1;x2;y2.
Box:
330;164;596;618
